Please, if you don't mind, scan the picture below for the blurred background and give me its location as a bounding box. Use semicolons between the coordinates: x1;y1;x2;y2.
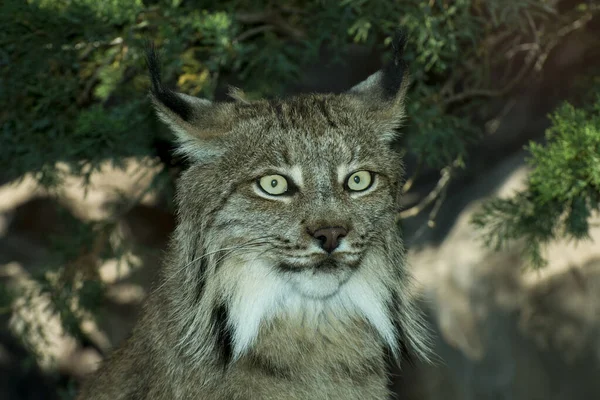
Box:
1;0;600;399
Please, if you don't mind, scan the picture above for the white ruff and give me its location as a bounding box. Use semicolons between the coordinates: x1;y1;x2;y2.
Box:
219;256;397;360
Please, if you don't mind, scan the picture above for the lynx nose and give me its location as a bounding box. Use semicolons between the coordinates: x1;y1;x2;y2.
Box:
311;226;348;253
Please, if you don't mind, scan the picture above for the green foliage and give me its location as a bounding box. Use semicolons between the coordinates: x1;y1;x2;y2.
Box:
2;0;567;185
33;0;144;25
472;96;600;268
1;0;153;185
529;102;600;207
0;282;14;314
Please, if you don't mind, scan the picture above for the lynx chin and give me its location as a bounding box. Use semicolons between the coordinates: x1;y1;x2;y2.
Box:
78;33;431;400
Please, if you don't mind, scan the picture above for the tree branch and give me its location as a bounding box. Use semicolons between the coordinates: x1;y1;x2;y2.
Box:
235;10;305;41
397;159;459;221
235;25;276;42
401;158;422;194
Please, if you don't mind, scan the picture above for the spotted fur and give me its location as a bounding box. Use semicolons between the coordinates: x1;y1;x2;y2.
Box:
78;33;431;400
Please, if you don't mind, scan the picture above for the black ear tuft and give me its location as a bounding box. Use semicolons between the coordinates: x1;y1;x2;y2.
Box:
381;30;408;99
145;41;192;122
144;41;162;93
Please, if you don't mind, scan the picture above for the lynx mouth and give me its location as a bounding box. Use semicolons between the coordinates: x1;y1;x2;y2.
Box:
277;256;359;273
276;258;358;299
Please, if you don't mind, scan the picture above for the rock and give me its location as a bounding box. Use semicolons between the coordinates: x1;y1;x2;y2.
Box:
393;150;600;400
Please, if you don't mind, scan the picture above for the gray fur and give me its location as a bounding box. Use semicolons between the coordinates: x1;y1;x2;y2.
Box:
78;36;431;400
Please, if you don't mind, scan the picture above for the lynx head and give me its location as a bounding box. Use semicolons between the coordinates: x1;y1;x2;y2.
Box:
147;34;429;366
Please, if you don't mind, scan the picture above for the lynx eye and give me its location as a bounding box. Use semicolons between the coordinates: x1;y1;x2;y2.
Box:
258;174;289;195
346;171;373;192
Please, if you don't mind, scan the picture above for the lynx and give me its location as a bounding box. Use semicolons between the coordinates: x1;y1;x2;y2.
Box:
78;34;430;400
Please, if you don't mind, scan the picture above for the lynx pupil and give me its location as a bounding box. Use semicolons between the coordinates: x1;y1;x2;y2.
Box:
347;171;372;192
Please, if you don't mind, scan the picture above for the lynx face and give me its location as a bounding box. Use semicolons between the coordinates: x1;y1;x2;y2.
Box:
147;38;429;363
205;98;402;301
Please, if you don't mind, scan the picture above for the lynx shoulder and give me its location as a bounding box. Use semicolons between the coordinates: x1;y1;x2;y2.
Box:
78;34;431;400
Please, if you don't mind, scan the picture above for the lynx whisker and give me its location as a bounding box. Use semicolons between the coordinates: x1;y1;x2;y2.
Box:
152;237;275;294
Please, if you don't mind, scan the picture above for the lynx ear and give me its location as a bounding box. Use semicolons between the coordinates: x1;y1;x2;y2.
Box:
348;32;410;142
146;44;232;160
